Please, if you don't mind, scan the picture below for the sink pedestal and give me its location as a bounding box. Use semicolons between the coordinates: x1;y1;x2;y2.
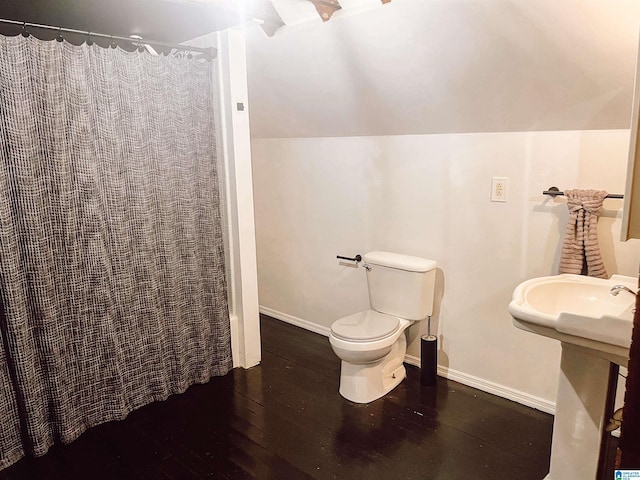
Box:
546;342;613;480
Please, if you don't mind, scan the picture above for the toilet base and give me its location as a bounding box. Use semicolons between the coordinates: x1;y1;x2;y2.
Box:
338;334;408;403
339;361;406;403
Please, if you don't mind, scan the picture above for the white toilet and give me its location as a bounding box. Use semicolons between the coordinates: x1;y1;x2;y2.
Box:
329;251;437;403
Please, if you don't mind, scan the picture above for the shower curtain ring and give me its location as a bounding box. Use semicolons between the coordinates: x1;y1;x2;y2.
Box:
86;32;93;46
110;36;117;49
56;27;63;42
21;22;29;38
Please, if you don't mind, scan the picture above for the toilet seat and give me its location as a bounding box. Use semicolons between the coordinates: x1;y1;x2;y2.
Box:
331;310;400;342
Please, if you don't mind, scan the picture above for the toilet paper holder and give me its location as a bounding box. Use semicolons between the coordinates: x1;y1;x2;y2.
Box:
336;254;362;263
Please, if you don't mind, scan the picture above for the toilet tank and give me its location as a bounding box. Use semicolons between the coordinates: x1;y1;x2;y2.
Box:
364;251;437;320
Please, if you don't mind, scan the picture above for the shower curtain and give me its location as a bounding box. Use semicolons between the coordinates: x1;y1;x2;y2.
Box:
0;35;231;469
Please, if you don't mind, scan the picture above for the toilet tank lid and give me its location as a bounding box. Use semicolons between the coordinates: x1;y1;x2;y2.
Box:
364;251;437;272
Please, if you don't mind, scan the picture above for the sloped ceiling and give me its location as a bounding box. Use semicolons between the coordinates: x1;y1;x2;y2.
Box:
245;0;640;138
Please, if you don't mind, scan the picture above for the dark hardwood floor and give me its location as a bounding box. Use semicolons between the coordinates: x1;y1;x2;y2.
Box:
0;315;554;479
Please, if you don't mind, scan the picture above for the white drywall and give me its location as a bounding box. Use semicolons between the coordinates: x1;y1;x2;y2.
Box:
252;130;640;408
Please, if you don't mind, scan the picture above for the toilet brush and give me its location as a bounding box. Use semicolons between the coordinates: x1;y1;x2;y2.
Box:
421;316;437;387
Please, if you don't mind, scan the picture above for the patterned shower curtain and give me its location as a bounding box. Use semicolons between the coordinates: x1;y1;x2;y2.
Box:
0;35;232;469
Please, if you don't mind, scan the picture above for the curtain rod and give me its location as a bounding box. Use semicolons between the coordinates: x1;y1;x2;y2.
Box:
0;18;217;58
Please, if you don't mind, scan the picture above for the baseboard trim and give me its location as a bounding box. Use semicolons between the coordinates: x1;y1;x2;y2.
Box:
405;354;556;415
260;306;556;415
259;306;332;337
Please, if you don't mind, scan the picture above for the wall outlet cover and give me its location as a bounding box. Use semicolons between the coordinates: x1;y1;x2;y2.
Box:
491;177;508;202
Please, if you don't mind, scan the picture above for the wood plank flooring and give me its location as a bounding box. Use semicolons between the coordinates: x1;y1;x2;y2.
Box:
0;315;554;479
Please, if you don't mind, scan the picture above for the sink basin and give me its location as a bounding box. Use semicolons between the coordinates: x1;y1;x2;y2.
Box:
509;274;636;352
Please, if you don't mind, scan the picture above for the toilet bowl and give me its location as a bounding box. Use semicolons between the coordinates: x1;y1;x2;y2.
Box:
330;310;413;403
329;251;437;404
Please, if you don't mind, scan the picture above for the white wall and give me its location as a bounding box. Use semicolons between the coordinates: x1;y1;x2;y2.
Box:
244;0;640;410
252;130;640;409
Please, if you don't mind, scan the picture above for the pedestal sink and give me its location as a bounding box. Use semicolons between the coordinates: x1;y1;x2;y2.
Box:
509;274;637;480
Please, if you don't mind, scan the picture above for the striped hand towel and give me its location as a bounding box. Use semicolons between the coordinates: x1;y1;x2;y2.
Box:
558;189;608;278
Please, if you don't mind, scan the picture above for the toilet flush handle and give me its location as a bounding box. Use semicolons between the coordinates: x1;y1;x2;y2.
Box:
362;264;371;271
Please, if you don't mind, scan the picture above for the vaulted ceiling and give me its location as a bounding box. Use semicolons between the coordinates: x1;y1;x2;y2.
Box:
245;0;640;138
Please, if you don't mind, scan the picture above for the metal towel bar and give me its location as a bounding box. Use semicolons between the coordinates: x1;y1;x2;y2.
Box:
543;186;623;199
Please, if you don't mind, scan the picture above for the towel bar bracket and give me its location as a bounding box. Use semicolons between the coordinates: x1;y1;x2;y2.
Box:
545;186;562;198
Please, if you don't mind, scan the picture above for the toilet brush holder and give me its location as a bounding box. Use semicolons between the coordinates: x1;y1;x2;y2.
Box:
420;334;438;387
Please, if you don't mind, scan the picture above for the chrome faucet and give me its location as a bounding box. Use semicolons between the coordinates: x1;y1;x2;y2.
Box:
610;285;638;297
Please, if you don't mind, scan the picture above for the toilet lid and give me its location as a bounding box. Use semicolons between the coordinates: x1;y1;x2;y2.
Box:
331;310;400;342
